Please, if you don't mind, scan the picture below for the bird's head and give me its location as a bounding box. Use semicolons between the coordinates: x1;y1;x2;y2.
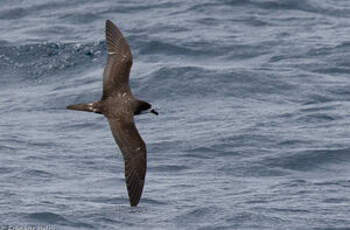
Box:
134;100;158;116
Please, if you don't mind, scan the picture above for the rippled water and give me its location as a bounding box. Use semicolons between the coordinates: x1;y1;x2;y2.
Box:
1;0;350;229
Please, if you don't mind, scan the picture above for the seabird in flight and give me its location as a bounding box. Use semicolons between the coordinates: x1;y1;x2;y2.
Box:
67;20;158;207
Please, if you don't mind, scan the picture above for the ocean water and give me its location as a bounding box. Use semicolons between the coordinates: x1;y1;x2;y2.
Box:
1;0;350;229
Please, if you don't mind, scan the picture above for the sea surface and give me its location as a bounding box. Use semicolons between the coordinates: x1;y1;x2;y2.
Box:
1;0;350;229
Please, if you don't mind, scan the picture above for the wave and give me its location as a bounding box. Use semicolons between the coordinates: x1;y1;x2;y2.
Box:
136;65;296;102
263;148;350;172
221;0;350;18
26;211;95;228
26;212;67;223
0;41;105;86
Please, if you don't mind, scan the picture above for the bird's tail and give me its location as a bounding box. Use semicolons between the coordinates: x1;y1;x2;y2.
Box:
66;101;102;114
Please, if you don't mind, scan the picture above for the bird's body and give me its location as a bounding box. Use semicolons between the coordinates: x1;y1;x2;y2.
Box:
67;20;157;207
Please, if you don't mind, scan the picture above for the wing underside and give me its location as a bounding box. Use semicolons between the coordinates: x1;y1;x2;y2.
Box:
107;117;146;207
102;20;133;99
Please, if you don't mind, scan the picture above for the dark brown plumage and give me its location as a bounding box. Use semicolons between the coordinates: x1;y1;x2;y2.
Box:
67;20;158;207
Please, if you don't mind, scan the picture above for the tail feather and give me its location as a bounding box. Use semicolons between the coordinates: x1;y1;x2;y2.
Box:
67;101;102;114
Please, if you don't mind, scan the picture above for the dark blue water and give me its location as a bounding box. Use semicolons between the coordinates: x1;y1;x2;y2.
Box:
1;0;350;229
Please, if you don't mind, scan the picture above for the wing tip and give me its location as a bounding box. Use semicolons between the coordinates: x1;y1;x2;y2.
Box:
105;19;119;37
105;19;117;52
104;19;133;62
128;190;142;207
126;176;145;207
129;198;140;207
105;20;123;51
105;19;113;28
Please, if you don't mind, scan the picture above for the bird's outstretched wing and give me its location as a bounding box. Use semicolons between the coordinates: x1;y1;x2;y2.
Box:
107;116;146;207
102;20;133;99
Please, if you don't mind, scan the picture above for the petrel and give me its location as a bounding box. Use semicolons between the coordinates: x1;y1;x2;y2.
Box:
67;20;158;207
